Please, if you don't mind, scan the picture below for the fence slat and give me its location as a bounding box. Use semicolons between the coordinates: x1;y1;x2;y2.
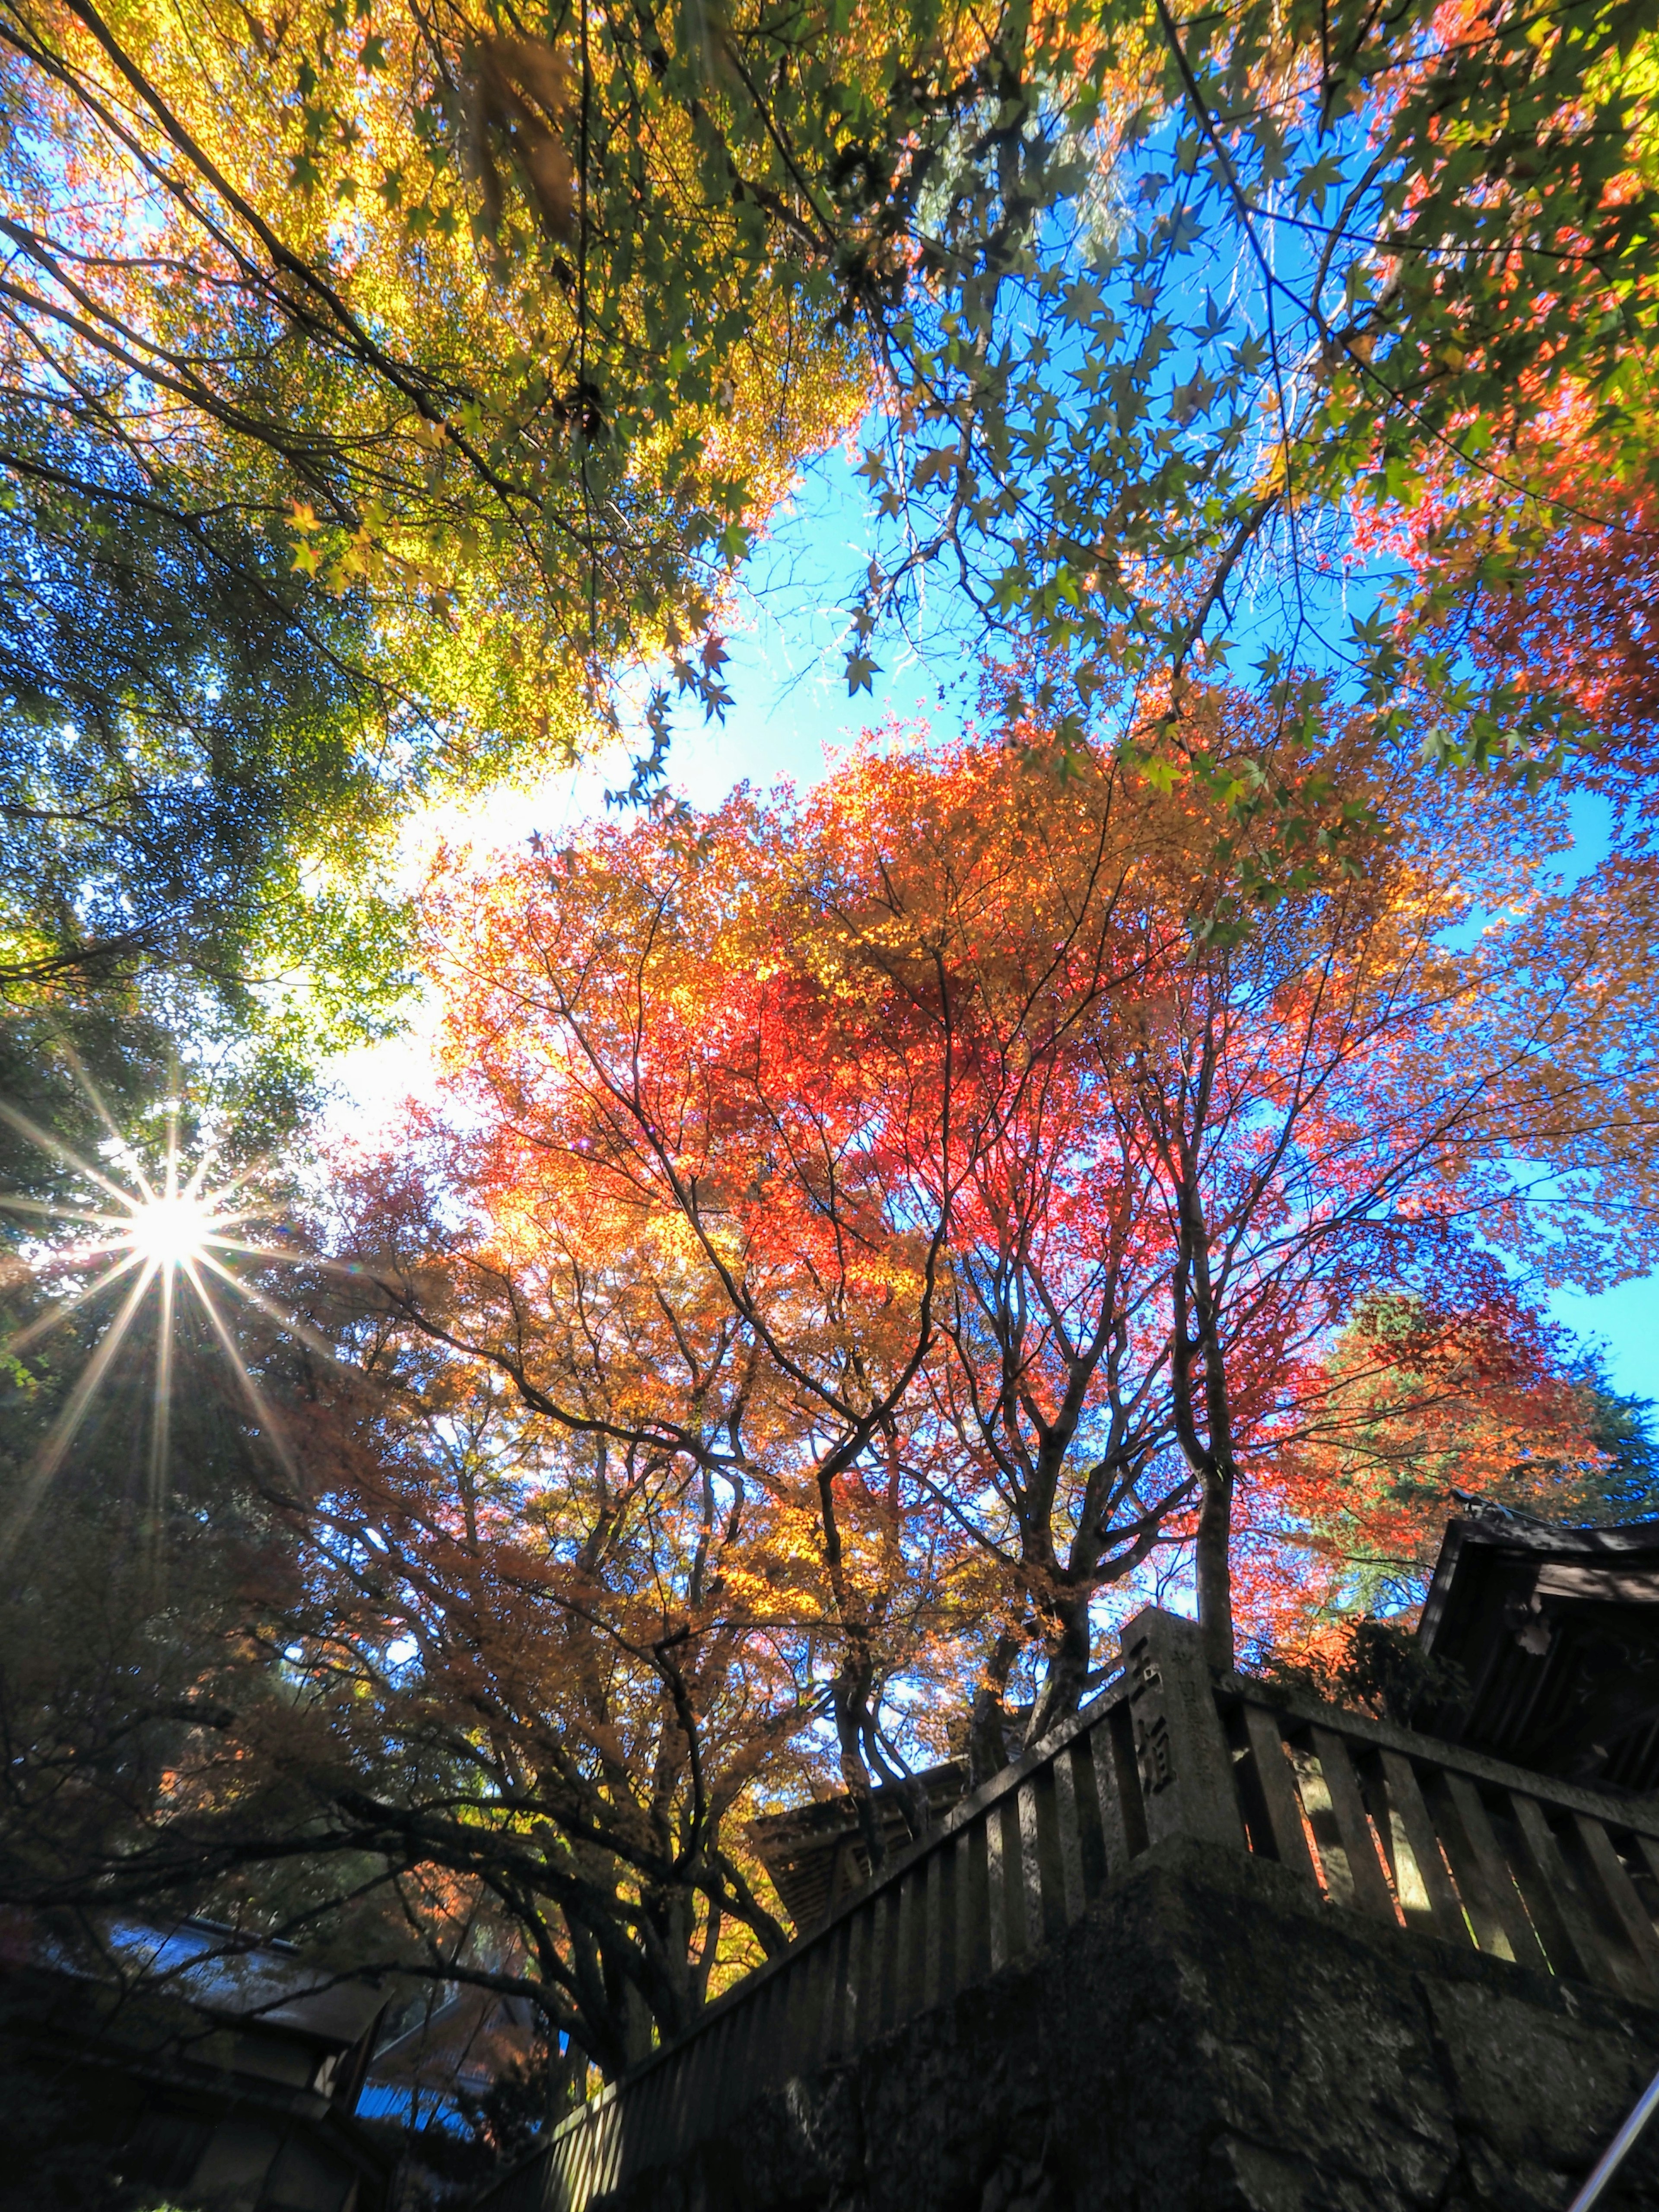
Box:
713;2001;750;2133
678;2011;718;2155
955;1820;987;1993
816;1904;849;2059
1089;1705;1139;1874
794;1929;831;2073
1052;1740;1089;1923
921;1840;945;2011
1310;1726;1397;1923
1573;1814;1659;1998
891;1863;919;2029
1064;1732;1109;1898
754;1962;791;2091
903;1859;931;2019
660;2005;696;2167
870;1886;899;2040
1434;1771;1549;1970
569;2101;598;2210
1507;1792;1621;1991
599;2071;629;2191
985;1799;1009;1973
1017;1776;1048;1950
1376;1749;1466;1943
998;1792;1030;1961
1237;1703;1319;1882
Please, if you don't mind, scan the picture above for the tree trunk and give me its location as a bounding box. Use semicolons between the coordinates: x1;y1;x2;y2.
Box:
1194;1463;1234;1674
1025;1588;1090;1745
832;1644;888;1874
967;1629;1021;1786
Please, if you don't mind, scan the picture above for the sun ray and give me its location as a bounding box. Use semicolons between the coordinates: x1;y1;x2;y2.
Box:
2;1260;159;1552
146;1257;175;1601
204;1237;368;1282
0;1249;149;1363
193;1249;364;1371
181;1257;302;1486
0;1194;140;1232
0;1096;144;1209
2;1085;350;1521
52;1033;161;1201
149;1262;175;1501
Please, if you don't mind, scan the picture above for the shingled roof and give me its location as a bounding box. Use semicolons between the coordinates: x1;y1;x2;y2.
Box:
747;1760;974;1933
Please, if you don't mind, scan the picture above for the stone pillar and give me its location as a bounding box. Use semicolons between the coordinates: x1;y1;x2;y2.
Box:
1116;1606;1246;1854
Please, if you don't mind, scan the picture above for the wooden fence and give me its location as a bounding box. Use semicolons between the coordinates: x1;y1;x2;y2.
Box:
476;1607;1659;2212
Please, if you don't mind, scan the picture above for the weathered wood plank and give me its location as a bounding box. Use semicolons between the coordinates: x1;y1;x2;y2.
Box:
998;1791;1030;1960
1310;1726;1398;1923
1223;1681;1659;1840
1030;1761;1067;1944
1434;1771;1548;1970
702;2001;739;2133
791;1926;830;2073
891;1862;919;2028
868;1887;897;2040
601;2095;627;2195
1573;1814;1659;1998
677;2008;720;2153
1377;1749;1467;1943
921;1839;945;2010
1051;1741;1089;1923
598;2098;624;2196
751;1959;788;2091
1090;1703;1140;1873
1237;1702;1319;1882
985;1797;1010;1972
957;1818;989;1991
652;2027;690;2178
1017;1774;1048;1949
906;1859;931;2015
699;2009;738;2140
1507;1792;1620;1992
830;1900;864;2055
1065;1730;1110;1898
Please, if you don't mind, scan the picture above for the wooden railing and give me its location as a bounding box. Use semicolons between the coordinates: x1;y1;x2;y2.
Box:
477;1609;1659;2211
1219;1675;1659;2002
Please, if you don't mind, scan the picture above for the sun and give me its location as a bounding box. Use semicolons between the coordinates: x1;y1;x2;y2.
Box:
0;1077;342;1540
123;1188;222;1271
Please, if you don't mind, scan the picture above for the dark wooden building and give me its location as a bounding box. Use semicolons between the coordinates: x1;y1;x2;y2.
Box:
1418;1496;1659;1793
0;1913;395;2211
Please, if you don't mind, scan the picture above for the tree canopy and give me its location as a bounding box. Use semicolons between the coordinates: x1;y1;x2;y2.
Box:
10;705;1647;2124
4;0;1659;1022
3;0;1659;2182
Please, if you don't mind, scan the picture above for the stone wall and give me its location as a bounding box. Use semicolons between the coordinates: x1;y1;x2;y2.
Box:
583;1840;1659;2212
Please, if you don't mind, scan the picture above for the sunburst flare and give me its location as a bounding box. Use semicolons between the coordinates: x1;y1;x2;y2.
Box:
0;1073;343;1548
